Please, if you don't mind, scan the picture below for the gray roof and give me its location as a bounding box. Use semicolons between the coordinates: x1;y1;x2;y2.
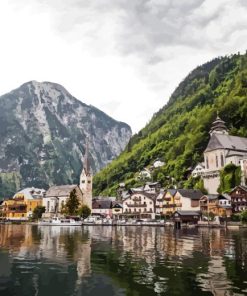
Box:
92;199;112;209
205;133;247;153
176;189;203;200
46;185;78;197
166;189;177;196
201;194;229;200
175;210;201;216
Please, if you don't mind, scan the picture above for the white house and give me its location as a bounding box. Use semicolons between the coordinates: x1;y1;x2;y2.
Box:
123;192;156;219
173;189;203;211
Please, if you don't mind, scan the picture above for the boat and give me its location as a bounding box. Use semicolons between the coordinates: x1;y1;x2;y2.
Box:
38;217;83;226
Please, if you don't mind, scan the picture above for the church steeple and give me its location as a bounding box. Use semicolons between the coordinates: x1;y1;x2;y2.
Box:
209;112;229;136
79;138;92;210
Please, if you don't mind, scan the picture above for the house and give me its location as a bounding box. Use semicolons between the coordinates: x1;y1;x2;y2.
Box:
162;189;177;216
203;115;247;194
43;185;83;217
229;185;247;213
143;182;161;194
174;189;204;211
2;187;45;221
92;198;112;217
111;201;123;218
172;210;201;225
192;163;205;178
137;168;151;180
155;190;166;216
199;194;232;217
122;192;156;219
153;159;165;168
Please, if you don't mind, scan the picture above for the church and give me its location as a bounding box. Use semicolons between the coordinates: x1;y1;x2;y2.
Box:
202;115;247;194
43;142;92;217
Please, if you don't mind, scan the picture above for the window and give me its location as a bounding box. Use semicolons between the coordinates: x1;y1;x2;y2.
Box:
206;156;209;169
81;180;85;183
47;201;50;211
88;180;91;184
221;154;224;167
216;155;218;168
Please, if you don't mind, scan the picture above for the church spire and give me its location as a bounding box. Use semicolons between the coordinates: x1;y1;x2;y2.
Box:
83;139;90;176
209;112;229;136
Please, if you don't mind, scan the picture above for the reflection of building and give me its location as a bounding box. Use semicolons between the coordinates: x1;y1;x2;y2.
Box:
2;188;44;220
203;115;247;194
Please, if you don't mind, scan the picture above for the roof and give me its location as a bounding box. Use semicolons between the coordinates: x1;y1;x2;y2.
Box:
14;187;46;200
123;191;157;202
205;133;247;153
176;189;203;200
46;185;78;197
92;199;112;209
174;210;201;216
166;189;177;196
230;185;247;194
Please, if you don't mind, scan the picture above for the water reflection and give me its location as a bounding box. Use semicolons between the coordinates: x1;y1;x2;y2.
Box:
0;225;247;296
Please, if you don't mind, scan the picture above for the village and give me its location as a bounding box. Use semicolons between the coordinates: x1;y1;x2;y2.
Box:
1;115;247;228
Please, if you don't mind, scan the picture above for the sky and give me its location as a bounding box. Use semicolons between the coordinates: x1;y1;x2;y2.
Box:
1;0;247;133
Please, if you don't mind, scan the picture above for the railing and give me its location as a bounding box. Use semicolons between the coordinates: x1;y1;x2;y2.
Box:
125;203;147;207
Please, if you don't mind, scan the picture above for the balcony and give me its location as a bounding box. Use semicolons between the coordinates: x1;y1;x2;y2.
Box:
163;204;176;208
125;203;147;207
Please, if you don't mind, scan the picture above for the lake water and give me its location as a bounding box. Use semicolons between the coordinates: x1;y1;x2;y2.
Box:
0;225;247;296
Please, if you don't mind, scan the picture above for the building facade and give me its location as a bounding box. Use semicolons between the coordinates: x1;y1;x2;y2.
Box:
229;185;247;213
173;189;203;211
2;187;45;221
203;115;247;194
123;192;156;219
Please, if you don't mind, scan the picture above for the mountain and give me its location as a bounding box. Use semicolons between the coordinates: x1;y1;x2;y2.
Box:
94;52;247;195
0;81;132;197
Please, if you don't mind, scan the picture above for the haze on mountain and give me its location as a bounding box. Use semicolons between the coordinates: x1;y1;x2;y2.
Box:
1;0;247;132
0;81;131;197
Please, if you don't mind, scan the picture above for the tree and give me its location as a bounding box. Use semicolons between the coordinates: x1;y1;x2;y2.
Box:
65;189;80;215
240;210;247;223
32;206;46;220
77;205;91;219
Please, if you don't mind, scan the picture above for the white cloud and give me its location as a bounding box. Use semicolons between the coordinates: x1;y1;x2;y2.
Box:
0;0;247;133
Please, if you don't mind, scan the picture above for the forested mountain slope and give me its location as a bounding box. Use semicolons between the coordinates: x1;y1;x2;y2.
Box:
94;52;247;195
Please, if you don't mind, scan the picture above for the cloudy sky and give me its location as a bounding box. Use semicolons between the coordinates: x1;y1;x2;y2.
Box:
1;0;247;133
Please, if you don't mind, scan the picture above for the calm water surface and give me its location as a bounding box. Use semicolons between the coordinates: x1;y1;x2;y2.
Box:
0;225;247;296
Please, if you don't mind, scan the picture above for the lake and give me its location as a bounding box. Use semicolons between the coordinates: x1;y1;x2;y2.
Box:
0;225;247;296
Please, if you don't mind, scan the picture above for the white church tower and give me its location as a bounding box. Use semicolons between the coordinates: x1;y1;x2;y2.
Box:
79;140;92;210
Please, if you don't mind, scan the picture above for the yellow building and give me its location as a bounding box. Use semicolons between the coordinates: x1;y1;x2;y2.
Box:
2;188;45;221
162;189;177;216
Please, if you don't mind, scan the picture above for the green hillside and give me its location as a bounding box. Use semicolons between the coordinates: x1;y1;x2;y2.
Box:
93;52;247;195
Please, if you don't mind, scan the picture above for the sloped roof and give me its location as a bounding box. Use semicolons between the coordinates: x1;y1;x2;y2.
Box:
46;185;78;197
230;185;247;194
166;189;177;196
205;133;247;153
175;210;201;216
176;189;203;200
14;187;46;200
92;199;112;209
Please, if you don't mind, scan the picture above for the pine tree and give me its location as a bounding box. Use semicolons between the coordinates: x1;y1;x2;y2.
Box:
65;189;80;215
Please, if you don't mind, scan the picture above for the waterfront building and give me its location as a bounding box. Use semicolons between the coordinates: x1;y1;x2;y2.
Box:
229;185;247;213
203;115;247;194
199;194;232;217
111;201;123;218
122;192;156;219
162;189;178;216
92;198;112;217
2;187;45;221
43;185;83;217
173;189;203;211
